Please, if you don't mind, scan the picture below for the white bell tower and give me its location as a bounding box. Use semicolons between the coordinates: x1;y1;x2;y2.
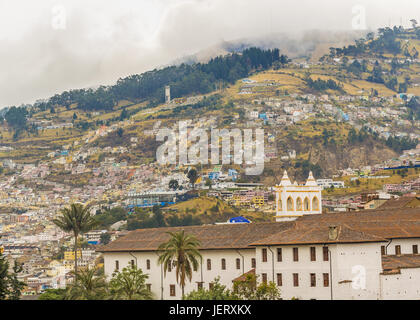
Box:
275;170;322;222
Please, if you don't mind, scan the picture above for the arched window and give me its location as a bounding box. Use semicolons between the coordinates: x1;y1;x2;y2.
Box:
312;197;319;211
296;197;302;211
304;197;310;211
221;258;226;270
236;258;241;270
278;199;282;211
287;197;294;211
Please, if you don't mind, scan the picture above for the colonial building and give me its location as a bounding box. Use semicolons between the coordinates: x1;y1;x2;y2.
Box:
99;203;420;300
275;171;322;221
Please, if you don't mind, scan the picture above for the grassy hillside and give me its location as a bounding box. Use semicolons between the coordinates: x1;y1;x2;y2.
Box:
165;196;273;223
0;26;419;183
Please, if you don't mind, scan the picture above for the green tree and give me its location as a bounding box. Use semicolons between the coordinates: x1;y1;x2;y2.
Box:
187;169;198;189
205;178;212;189
169;179;179;190
0;252;25;300
184;277;236;300
152;205;166;227
117;128;124;137
100;233;111;245
38;288;67;300
254;281;282;300
4;106;28;130
109;265;153;300
94;206;127;229
7;261;25;300
53;203;99;276
233;273;281;300
158;230;202;297
0;252;9;299
119;108;129;121
65;267;108;300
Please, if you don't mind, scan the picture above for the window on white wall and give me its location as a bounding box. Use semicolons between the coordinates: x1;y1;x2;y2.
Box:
115;260;119;271
312;197;319;211
310;273;316;287
277;273;282;286
287;197;294;211
251;258;256;269
293;248;299;262
310;247;316;261
323;247;329;261
323;273;329;287
262;273;267;284
262;248;268;262
293;273;299;287
304;197;310;211
296;197;302;211
277;248;282;262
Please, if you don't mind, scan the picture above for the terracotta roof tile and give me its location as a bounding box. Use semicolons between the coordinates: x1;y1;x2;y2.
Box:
98;207;420;252
232;269;255;282
379;196;420;209
250;224;386;246
382;254;420;272
98;221;295;252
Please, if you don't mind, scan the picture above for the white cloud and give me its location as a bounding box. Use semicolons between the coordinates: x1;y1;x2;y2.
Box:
0;0;418;107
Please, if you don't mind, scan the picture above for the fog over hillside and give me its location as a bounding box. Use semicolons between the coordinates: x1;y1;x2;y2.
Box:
0;0;419;108
173;30;367;66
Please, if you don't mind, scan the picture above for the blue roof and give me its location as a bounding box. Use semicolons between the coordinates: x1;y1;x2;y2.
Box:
229;216;251;224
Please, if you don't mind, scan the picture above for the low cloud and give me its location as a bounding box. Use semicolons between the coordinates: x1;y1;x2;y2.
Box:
0;0;418;108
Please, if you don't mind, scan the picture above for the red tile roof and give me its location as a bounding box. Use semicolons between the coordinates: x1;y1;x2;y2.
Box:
232;269;256;283
378;196;420;209
250;224;387;246
99;207;420;252
98;221;295;252
382;254;420;273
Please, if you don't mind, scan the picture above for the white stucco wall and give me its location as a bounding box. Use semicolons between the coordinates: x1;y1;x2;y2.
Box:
382;238;420;255
102;239;420;300
255;242;383;300
331;243;382;300
103;249;254;300
381;268;420;300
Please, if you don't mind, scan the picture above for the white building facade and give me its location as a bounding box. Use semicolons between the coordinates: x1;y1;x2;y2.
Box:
99;206;420;300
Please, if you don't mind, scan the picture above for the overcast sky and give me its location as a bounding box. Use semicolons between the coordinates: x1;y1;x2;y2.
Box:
0;0;419;108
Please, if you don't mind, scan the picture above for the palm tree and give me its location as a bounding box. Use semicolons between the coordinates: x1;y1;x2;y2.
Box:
53;203;98;276
158;230;201;297
66;267;107;300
